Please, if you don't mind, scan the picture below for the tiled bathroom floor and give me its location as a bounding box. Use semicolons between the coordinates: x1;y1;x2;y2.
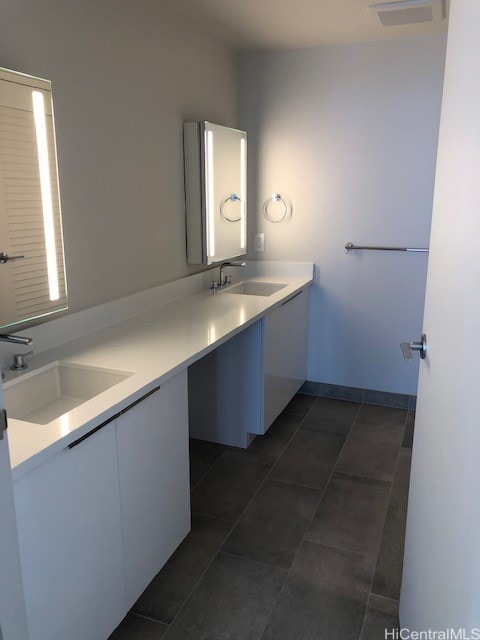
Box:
109;394;414;640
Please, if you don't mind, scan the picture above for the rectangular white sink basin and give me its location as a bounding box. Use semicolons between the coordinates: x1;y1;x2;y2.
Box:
224;281;287;297
4;362;133;425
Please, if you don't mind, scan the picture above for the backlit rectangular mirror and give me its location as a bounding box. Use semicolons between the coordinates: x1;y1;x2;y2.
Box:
0;67;67;329
184;121;247;265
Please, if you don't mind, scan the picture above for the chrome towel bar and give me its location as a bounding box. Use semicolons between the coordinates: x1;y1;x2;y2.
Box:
345;242;429;254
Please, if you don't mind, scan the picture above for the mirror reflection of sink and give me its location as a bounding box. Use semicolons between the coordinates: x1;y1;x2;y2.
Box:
224;281;288;297
4;362;133;425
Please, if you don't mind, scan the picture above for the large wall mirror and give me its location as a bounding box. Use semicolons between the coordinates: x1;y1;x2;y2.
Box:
184;121;247;265
0;68;67;329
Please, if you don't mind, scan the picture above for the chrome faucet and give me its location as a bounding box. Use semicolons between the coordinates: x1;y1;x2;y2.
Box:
219;261;246;287
0;333;33;345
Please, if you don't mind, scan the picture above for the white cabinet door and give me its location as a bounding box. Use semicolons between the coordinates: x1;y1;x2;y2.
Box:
263;289;309;432
116;371;191;609
13;422;126;640
0;387;29;640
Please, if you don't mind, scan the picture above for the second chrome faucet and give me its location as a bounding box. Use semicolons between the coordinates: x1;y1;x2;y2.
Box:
210;261;246;290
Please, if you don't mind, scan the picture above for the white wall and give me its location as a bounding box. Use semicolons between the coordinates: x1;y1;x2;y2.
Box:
239;34;447;395
0;0;237;315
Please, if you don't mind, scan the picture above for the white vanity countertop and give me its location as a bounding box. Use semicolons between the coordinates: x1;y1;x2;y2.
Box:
6;269;313;479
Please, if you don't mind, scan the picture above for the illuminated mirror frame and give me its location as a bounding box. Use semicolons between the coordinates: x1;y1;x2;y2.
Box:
0;67;67;329
184;121;247;266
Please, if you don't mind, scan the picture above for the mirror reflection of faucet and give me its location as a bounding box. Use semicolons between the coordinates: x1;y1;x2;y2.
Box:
0;334;33;345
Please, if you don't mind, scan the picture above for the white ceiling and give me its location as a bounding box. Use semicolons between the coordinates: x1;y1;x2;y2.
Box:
165;0;449;51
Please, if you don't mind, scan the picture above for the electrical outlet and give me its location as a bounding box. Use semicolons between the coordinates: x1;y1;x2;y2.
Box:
254;233;265;252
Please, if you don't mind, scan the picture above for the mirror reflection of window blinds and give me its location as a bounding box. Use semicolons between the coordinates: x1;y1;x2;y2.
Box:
0;86;66;322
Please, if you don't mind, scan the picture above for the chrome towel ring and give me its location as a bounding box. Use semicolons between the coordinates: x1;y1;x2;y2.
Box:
220;194;242;222
262;193;289;223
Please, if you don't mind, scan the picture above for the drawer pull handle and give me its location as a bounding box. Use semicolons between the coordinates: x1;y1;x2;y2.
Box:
68;415;116;449
68;385;161;449
281;290;303;306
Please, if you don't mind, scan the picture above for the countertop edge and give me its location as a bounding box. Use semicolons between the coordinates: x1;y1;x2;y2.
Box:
9;274;313;480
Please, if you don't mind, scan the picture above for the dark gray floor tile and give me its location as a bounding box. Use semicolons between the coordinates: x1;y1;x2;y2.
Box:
108;613;168;640
402;411;415;448
390;448;412;508
361;595;399;640
363;390;409;409
270;429;344;490
355;404;407;433
189;439;227;488
284;392;317;416
372;505;407;601
132;513;233;624
305;473;390;557
301;397;360;437
248;413;303;458
222;479;322;569
262;541;374;640
164;552;286;640
191;449;275;520
335;425;400;482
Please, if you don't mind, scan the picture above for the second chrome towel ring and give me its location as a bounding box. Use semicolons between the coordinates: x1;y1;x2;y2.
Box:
220;194;242;222
262;193;290;223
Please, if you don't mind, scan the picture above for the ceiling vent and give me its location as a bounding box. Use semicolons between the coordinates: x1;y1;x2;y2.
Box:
368;0;446;26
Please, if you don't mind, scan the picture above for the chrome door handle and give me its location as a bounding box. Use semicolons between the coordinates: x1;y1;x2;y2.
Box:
401;333;427;361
